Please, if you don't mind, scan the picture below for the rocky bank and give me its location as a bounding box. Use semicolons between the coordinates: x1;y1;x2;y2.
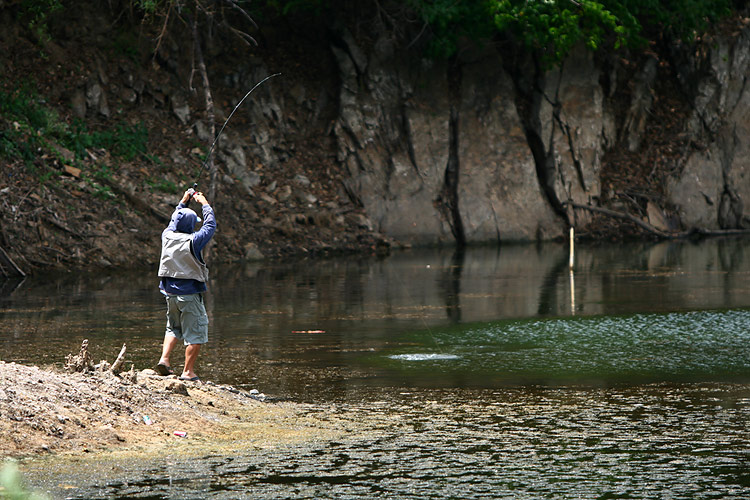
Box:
0;359;338;460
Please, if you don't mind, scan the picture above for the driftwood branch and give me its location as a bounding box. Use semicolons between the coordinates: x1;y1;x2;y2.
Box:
0;246;25;277
43;213;85;239
570;202;750;239
97;177;170;222
110;343;127;374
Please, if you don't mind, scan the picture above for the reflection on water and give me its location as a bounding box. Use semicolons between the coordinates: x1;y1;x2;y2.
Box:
3;238;750;400
5;238;750;499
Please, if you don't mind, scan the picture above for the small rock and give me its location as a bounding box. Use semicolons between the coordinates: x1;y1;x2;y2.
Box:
170;149;187;166
194;121;212;142
296;191;318;205
50;142;75;162
85;82;102;110
71;89;87;118
98;89;110;118
244;243;265;261
259;193;276;205
120;87;137;104
294;174;311;187
172;99;190;124
165;380;189;396
277;185;292;202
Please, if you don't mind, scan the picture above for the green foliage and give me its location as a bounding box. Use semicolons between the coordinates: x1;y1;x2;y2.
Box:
0;84;49;167
146;177;179;194
0;461;50;500
0;129;18;158
54;120;149;162
0;83;151;200
0;83;53;132
110;30;142;62
133;0;171;15
407;0;495;59
491;0;732;65
94;122;149;161
269;0;329;16
17;0;63;46
404;0;732;64
492;0;628;65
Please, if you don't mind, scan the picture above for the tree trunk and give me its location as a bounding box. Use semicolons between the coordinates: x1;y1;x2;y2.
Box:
192;3;216;263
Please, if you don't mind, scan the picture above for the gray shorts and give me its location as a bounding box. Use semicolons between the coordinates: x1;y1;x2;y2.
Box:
164;293;208;345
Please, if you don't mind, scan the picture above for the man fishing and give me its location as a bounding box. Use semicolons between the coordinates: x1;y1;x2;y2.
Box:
154;188;216;382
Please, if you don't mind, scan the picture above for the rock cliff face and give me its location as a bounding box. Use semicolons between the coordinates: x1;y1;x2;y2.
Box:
667;29;750;231
3;5;750;275
332;30;568;245
325;18;750;245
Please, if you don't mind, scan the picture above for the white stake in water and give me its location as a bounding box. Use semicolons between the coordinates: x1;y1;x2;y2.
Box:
569;227;575;315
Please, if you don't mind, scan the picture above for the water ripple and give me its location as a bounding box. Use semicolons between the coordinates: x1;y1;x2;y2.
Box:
31;384;750;499
382;309;750;386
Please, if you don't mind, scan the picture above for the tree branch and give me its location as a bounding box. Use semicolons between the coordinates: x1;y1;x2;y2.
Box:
223;22;257;46
222;0;258;30
110;343;127;374
569;202;750;239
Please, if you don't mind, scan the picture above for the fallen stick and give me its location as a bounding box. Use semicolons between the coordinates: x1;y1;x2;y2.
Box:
0;246;25;277
110;344;127;374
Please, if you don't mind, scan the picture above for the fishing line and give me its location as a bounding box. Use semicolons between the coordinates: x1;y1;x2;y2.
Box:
190;72;281;193
393;263;445;354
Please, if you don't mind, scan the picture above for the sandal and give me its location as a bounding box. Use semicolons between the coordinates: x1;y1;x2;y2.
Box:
154;363;174;376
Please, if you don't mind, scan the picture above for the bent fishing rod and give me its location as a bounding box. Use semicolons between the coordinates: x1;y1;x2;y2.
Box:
188;72;281;197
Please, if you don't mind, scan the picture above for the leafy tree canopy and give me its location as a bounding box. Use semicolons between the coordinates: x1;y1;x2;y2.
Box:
8;0;737;65
406;0;734;63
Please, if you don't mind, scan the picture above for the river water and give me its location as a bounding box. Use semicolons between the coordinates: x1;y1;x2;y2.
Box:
4;238;750;498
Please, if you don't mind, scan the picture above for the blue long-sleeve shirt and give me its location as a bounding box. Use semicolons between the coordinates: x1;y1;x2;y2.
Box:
159;202;216;295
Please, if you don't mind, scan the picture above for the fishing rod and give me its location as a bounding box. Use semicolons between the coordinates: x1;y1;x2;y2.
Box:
188;72;281;197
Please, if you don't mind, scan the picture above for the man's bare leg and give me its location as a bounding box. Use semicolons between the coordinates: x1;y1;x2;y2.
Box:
156;335;180;374
182;343;202;380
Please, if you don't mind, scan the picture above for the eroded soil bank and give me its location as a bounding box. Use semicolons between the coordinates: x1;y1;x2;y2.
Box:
0;360;344;460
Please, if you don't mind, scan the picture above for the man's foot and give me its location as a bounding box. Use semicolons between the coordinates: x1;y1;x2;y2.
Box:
154;363;174;376
178;376;201;382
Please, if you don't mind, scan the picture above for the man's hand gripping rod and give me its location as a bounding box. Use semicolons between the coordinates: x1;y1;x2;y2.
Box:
187;72;281;200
